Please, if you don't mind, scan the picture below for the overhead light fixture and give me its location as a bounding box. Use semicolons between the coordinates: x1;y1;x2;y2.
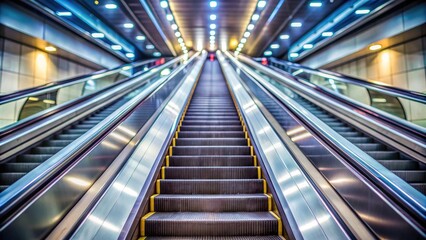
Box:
264;50;272;56
355;9;370;14
45;46;57;52
56;11;72;16
153;52;162;57
252;14;260;21
289;52;299;58
210;1;217;8
309;2;322;7
111;45;122;50
105;4;117;9
241;38;247;43
210;30;216;36
291;22;302;27
166;14;174;21
210;36;215;40
146;44;155;50
280;34;289;39
91;32;105;38
369;44;382;51
258;1;267;8
271;44;279;49
178;38;184;43
123;23;134;28
160;1;168;8
210;14;217;20
171;24;178;30
303;44;313;49
125;53;135;58
243;31;250;38
238;43;244;48
247;24;255;30
175;31;181;37
321;31;333;37
210;24;217;29
136;35;146;41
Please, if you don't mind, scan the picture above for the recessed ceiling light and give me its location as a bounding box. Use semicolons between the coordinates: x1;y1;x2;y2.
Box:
264;50;272;56
238;43;244;48
160;1;168;8
369;44;382;51
136;35;146;41
210;30;216;36
355;9;370;14
175;31;181;37
91;32;105;38
303;44;313;49
45;46;57;52
171;24;178;30
210;36;215;40
210;1;217;8
56;11;72;16
178;38;184;43
210;24;217;29
309;2;322;7
153;52;161;57
126;53;135;58
123;23;134;28
291;22;302;27
243;31;250;38
322;32;333;37
289;52;299;57
271;44;279;49
105;4;117;9
252;14;260;21
210;14;217;20
166;14;173;21
241;38;247;43
146;44;155;50
247;24;255;30
111;45;122;50
280;34;289;39
258;1;267;8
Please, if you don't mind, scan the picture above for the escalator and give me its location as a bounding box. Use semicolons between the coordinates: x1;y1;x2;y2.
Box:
141;59;284;238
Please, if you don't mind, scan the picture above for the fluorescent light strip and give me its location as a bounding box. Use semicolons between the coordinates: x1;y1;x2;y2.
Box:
159;1;187;53
236;0;267;53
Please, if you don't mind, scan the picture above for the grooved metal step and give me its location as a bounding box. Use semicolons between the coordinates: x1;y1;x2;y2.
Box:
168;156;254;166
158;179;265;194
164;166;259;179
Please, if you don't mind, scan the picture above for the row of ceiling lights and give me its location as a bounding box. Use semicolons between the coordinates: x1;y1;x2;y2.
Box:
57;3;160;58
209;1;218;50
160;0;188;54
264;1;372;58
235;0;267;55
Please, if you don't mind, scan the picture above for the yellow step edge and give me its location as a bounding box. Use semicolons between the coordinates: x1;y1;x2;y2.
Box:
140;212;156;236
161;167;166;179
166;156;170;167
265;193;272;211
269;211;283;236
150;194;159;212
245;132;248;139
253;156;258;166
138;237;146;240
262;179;267;194
250;146;254;156
247;138;251;146
169;146;173;156
156;180;161;194
172;138;176;147
257;167;261;179
175;132;179;139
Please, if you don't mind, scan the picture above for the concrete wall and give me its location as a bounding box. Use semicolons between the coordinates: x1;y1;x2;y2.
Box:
0;37;96;94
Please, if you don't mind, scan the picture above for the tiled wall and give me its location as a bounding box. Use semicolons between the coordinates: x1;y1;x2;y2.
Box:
328;37;426;126
0;38;96;128
0;38;96;94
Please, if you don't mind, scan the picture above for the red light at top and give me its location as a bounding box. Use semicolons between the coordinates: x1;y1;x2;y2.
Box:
210;54;215;62
261;58;268;65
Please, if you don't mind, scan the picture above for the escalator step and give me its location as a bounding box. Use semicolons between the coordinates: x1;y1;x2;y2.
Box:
157;179;265;194
74;124;96;129
0;163;39;172
164;166;259;179
377;160;419;170
185;112;238;116
152;194;269;212
63;129;88;134
176;138;247;146
183;120;242;125
144;212;278;236
143;236;283;239
32;146;63;154
366;151;399;160
355;143;387;151
17;154;53;163
44;140;74;147
184;116;240;121
178;131;245;138
168;156;254;166
56;134;81;140
179;126;242;131
346;137;374;143
410;183;426;194
392;170;426;183
172;146;251;155
0;172;26;184
338;132;364;137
